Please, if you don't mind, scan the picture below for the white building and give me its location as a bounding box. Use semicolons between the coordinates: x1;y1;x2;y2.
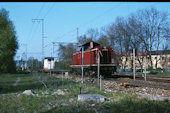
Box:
44;57;55;70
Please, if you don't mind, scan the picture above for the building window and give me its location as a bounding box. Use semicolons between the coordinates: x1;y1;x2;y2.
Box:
162;64;165;68
162;57;165;60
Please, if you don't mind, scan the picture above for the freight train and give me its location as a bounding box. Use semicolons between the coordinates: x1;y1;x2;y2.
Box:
70;41;117;77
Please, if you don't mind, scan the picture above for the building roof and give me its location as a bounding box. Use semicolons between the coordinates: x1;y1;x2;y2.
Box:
118;50;170;56
150;50;170;55
44;57;54;60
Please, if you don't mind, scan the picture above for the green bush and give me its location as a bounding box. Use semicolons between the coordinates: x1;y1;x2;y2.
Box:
146;66;153;71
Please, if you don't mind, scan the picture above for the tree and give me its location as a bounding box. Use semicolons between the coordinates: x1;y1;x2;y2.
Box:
27;57;42;71
57;43;76;70
107;7;170;70
78;34;94;46
86;28;99;41
77;34;88;45
135;7;170;68
97;36;109;47
0;8;18;73
106;17;132;69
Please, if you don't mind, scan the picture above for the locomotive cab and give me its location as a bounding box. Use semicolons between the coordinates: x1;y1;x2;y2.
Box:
70;41;117;77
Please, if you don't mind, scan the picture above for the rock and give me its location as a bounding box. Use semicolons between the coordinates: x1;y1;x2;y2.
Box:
69;98;74;102
57;89;65;95
52;89;65;95
23;90;35;95
65;72;69;78
42;91;49;95
91;104;95;106
78;94;105;102
105;89;113;92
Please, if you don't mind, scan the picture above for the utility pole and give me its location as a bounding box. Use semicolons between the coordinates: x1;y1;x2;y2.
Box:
77;27;79;42
81;46;84;84
32;19;45;61
97;50;100;86
52;42;55;57
133;48;136;80
25;44;27;70
76;27;79;50
21;43;27;69
100;75;102;91
144;56;147;81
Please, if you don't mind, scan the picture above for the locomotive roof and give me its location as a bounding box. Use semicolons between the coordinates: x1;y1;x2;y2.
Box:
80;41;100;51
81;41;100;47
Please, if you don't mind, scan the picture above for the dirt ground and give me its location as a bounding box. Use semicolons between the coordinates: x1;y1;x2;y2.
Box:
53;73;170;101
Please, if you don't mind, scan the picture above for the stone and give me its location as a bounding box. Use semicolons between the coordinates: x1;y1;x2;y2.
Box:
91;104;95;106
69;98;74;103
52;89;65;95
78;94;105;102
23;90;35;95
65;72;69;78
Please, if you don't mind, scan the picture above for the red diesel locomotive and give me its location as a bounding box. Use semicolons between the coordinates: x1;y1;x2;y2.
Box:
70;41;117;77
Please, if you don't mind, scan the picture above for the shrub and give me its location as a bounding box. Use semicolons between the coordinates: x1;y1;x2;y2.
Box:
146;66;153;71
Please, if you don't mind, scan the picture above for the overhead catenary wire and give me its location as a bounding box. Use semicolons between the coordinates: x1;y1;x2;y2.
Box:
36;2;46;19
56;2;161;42
43;3;55;19
56;3;123;42
18;3;46;62
30;3;55;59
22;2;161;61
78;3;123;29
25;3;45;43
50;3;125;60
29;22;41;42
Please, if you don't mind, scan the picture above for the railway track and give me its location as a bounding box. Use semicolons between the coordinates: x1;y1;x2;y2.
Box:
114;78;170;90
107;74;170;90
52;72;170;98
53;72;170;90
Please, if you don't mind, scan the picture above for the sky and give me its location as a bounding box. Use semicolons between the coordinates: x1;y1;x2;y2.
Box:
0;2;170;61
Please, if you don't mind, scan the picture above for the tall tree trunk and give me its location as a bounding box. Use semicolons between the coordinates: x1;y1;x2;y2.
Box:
155;27;160;69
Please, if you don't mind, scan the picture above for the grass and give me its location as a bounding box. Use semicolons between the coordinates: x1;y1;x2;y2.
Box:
0;73;43;93
155;71;170;77
48;98;170;113
0;73;169;113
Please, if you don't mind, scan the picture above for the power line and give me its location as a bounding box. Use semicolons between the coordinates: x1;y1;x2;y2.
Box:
26;22;35;42
18;52;42;54
79;3;123;29
52;41;78;59
56;3;123;42
26;3;45;45
29;22;41;42
43;3;55;19
52;42;78;45
56;29;77;41
36;3;46;19
56;2;160;43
